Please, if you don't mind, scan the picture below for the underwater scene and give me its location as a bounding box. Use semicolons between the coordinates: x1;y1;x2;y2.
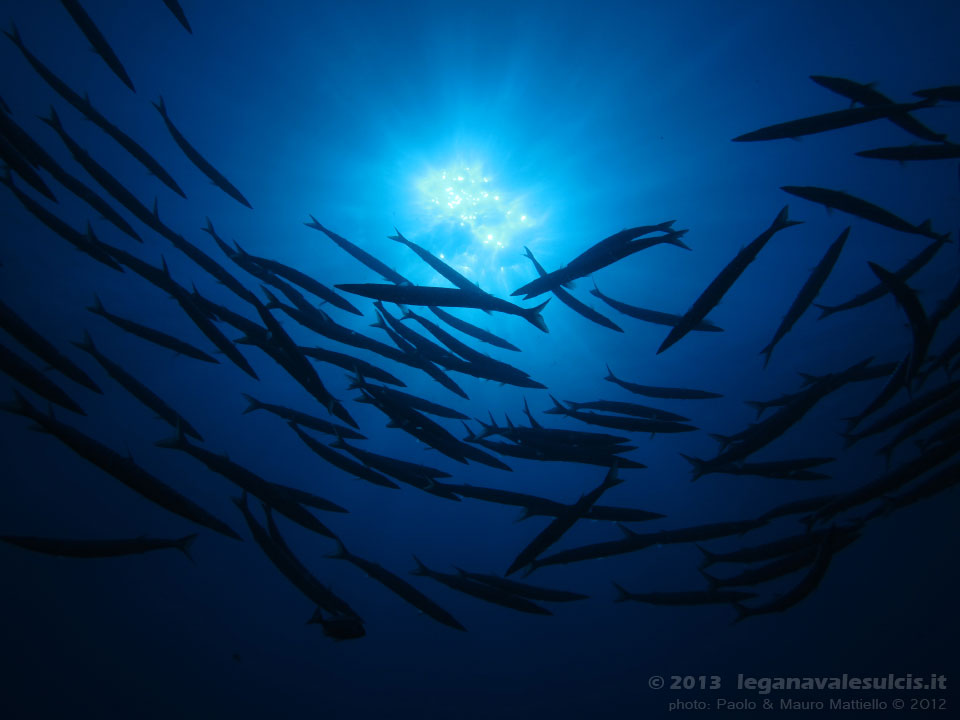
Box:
1;1;958;717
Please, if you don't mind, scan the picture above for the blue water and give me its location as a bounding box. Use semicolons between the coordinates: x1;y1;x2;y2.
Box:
1;1;958;717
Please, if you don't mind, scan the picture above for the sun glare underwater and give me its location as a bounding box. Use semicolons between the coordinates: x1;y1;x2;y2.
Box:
2;1;960;719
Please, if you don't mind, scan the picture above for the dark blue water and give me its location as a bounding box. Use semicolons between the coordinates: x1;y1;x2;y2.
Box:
1;1;958;718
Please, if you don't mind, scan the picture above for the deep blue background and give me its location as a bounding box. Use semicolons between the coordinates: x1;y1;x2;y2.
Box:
1;1;958;717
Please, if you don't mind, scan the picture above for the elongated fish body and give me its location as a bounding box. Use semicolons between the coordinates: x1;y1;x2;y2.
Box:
233;494;361;622
288;423;399;489
614;585;756;605
732;98;936;141
374;303;460;367
332;436;450;480
328;541;464;631
156;428;336;538
659;206;802;354
338;283;550;333
512;228;689;299
1;392;240;539
506;464;623;575
869;262;932;378
733;534;838;622
782;185;948;241
163;270;258;379
810;75;946;142
698;526;847;567
390;230;479;292
42;108;162;240
845;354;910;431
4;25;184;197
455;570;588;602
58;0;135;91
875;387;960;461
590;282;722;331
0;342;87;414
401;308;491;366
298;346;402;386
758;493;840;522
0;298;101;393
913;85;960;102
240;253;360;314
566;221;677;270
532;516;767;571
0;133;57;201
1;172;122;270
703;532;860;589
160;0;192;33
857;143;960;161
546;396;697;434
428;306;520;351
556;399;689;422
844;381;960;446
521;246;622;331
604;365;722;399
153;97;251;207
761;227;849;367
242;394;364;439
1;533;196;560
811;428;960;525
816;237;945;319
87;295;217;363
349;376;467;420
72;331;204;440
412;557;551;615
878;459;960;515
0;111;142;240
306;218;408;284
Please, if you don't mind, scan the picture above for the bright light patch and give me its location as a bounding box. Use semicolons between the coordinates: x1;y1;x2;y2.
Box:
415;161;536;258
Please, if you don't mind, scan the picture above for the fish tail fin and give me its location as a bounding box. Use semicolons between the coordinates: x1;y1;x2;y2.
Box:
679;453;707;481
604;364;617;382
759;342;774;369
230;490;250;513
152;95;167;117
695;545;716;569
708;432;732;449
4;21;22;46
86;294;106;316
240;393;263;415
70;329;95;354
201;217;216;237
460;422;477;441
324;538;349;560
514;507;533;523
698;567;720;589
155;422;189;450
304;214;322;231
0;389;32;417
176;533;199;563
812;302;838;320
410;555;429;576
612;582;631;603
744;400;766;420
522;299;551;333
773;205;803;231
42;105;62;131
731;603;750;625
548;394;566;414
664;228;691;250
521;245;534;261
